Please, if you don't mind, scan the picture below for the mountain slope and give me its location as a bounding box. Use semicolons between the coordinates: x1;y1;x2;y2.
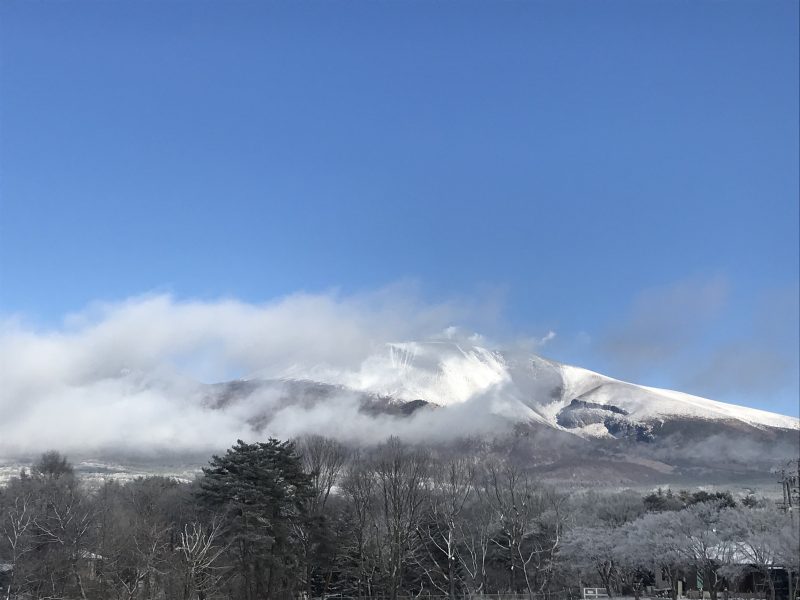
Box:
267;340;797;483
272;340;798;435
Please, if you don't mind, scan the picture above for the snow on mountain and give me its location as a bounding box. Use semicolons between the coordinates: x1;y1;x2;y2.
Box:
555;363;799;430
280;341;511;406
277;340;799;434
3;338;794;485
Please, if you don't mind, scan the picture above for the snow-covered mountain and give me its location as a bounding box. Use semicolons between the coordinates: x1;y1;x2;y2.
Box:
269;340;799;436
200;339;791;485
4;340;795;486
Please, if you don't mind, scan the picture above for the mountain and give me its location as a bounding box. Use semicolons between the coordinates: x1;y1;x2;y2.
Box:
3;340;796;487
205;340;799;486
268;340;797;432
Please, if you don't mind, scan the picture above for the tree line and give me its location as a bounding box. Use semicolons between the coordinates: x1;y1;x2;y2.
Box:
0;437;798;600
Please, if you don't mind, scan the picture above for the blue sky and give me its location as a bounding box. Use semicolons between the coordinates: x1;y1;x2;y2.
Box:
1;0;798;416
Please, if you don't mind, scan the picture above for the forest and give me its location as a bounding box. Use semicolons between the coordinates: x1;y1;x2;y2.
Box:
0;436;798;600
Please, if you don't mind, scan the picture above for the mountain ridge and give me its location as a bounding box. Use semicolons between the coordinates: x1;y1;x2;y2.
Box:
264;340;799;433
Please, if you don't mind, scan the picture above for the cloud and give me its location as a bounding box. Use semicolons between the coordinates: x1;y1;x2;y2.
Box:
682;284;800;404
684;343;793;398
591;277;798;414
0;287;533;458
3;279;794;461
600;276;729;372
539;330;557;346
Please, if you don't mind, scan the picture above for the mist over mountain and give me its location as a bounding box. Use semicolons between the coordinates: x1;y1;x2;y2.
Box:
1;293;797;486
200;342;799;485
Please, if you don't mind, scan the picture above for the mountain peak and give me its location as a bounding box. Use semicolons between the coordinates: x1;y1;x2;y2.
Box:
274;339;799;433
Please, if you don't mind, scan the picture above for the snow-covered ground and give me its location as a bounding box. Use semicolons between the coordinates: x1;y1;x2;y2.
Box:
0;458;200;487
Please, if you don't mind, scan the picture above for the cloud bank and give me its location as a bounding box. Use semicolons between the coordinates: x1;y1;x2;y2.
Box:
0;289;519;458
2;279;796;460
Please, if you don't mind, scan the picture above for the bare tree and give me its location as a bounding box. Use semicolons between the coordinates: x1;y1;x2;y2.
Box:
527;488;569;592
0;487;34;600
341;453;382;598
33;481;96;600
297;435;348;514
176;520;228;600
95;478;179;600
415;456;474;598
455;481;494;596
373;437;428;600
484;460;561;593
295;435;349;597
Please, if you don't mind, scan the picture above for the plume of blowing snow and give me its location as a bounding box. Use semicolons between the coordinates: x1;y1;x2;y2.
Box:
0;291;519;458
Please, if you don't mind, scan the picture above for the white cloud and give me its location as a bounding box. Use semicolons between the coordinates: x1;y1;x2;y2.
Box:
539;330;556;346
0;288;532;457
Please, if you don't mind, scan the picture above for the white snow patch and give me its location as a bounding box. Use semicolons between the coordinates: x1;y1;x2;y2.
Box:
557;364;799;430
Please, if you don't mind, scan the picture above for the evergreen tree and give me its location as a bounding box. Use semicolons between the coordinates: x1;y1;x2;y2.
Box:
197;439;312;600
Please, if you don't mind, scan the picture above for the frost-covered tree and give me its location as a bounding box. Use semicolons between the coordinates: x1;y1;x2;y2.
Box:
772;513;800;600
559;525;621;597
664;502;738;600
721;508;794;600
621;511;686;600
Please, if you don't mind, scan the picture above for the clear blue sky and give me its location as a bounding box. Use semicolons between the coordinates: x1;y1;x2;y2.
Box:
1;1;798;415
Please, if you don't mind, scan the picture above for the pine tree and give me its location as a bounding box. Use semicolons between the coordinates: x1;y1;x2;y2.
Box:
197;439;312;600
